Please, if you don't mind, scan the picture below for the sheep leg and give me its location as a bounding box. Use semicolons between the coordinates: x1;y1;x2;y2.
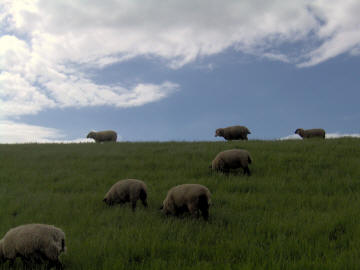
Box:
8;259;15;268
188;204;200;219
201;208;209;221
174;207;181;217
139;189;148;208
20;255;33;269
131;201;137;211
47;259;63;270
141;199;148;208
223;169;230;175
243;166;251;176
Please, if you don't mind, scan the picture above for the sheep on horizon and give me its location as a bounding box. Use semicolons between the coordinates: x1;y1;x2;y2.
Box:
87;130;117;143
215;125;251;141
295;128;325;139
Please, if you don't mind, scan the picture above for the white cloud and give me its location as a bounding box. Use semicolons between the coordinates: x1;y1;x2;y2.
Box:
1;0;360;122
262;52;290;63
0;120;63;143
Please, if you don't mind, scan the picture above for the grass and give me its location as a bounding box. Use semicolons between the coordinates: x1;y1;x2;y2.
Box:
1;139;360;269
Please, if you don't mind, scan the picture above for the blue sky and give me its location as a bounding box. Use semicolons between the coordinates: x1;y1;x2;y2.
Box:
1;1;360;142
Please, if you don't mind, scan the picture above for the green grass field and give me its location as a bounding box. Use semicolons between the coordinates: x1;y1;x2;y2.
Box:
1;139;360;269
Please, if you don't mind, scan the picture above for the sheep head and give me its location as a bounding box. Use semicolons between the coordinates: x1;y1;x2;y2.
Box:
295;128;304;137
87;131;96;139
215;128;224;137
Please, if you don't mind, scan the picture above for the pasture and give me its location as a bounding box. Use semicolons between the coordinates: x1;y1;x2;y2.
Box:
1;139;360;269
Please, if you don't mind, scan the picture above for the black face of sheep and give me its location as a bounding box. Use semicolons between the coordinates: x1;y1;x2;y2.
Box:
215;128;224;137
87;132;95;139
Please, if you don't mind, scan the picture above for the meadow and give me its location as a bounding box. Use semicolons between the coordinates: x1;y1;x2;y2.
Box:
1;139;360;269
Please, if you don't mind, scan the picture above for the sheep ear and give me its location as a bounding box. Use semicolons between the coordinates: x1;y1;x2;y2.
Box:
159;205;163;210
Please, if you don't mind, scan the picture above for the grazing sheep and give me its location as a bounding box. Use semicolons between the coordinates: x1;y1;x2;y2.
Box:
161;184;211;220
295;128;325;139
103;179;148;210
0;224;66;269
211;149;252;175
87;130;117;143
215;125;251;141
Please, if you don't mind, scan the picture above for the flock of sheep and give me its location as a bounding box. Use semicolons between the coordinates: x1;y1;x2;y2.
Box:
0;125;326;269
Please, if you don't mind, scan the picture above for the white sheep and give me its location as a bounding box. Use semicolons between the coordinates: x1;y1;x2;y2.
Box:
215;125;251;141
161;184;211;220
295;128;326;139
0;224;66;269
87;130;117;143
211;149;252;175
103;179;148;211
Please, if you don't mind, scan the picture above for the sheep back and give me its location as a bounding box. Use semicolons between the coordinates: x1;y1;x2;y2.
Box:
87;130;117;142
162;184;211;220
295;128;325;139
211;149;252;175
215;125;251;140
103;179;148;209
0;224;65;262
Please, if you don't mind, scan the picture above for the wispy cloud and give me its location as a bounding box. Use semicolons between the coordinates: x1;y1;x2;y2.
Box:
0;120;63;143
0;120;100;143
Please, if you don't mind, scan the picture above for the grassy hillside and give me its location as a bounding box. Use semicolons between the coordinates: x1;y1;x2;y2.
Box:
1;139;360;269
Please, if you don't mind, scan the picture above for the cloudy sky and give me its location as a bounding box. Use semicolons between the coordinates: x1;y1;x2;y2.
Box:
1;0;360;143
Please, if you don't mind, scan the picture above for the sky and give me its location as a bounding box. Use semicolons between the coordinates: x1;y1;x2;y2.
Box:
1;0;360;143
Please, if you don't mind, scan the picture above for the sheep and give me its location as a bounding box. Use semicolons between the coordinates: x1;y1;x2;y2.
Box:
215;125;251;141
0;224;66;269
295;128;325;139
161;184;211;220
103;179;148;211
86;130;117;143
211;149;252;175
